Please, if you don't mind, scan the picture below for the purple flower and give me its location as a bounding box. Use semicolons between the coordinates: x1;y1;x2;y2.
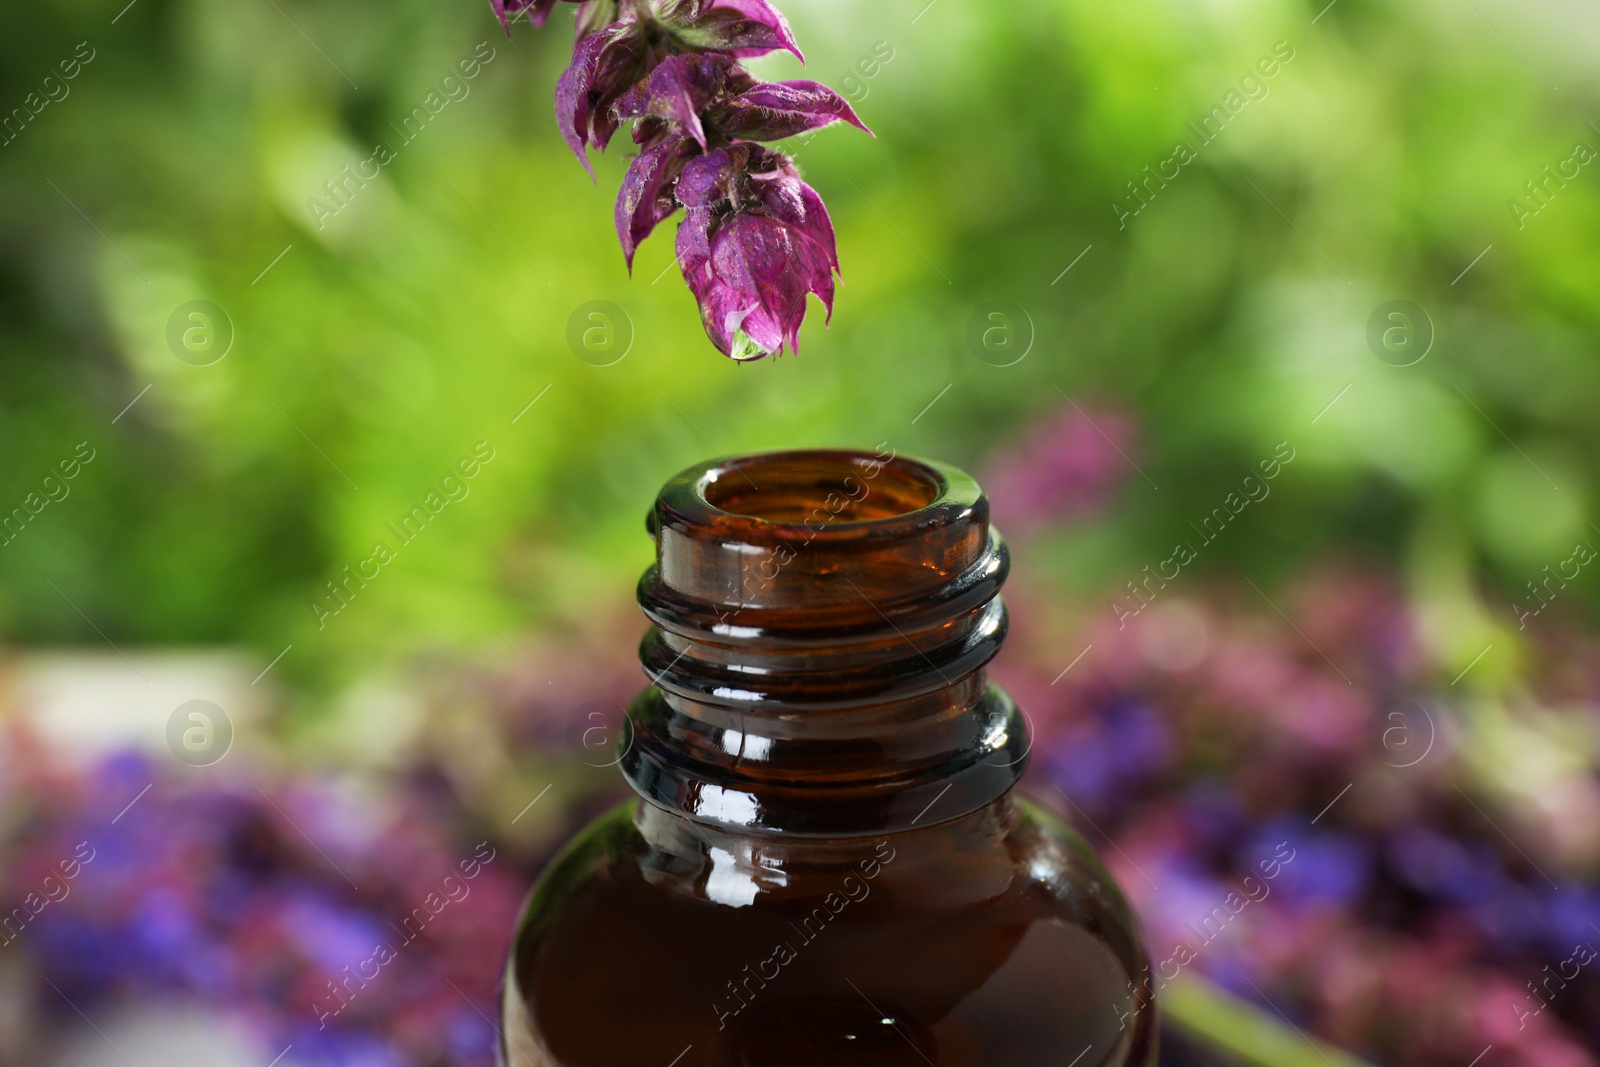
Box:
554;0;802;174
554;27;642;172
615;52;740;151
717;77;870;141
674;144;838;359
653;0;802;60
612;53;866;289
615;54;868;150
507;0;863;359
616;137;700;268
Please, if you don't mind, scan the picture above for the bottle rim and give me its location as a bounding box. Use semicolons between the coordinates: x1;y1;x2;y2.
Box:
654;447;984;544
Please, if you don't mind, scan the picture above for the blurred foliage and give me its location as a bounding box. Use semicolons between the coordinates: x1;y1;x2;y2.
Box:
1;0;1597;701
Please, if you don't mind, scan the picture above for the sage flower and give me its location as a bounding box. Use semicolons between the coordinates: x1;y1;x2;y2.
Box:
496;0;864;359
554;1;801;173
614;53;868;150
613;53;864;275
674;144;838;359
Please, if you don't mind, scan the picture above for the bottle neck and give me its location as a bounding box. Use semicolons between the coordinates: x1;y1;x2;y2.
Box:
620;449;1028;837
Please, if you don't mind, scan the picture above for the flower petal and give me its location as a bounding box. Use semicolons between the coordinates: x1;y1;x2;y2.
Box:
709;216;806;356
554;32;608;176
676;204;716;267
664;0;804;63
554;25;650;175
616;138;697;270
713;213;832;356
742;163;838;275
681;261;783;360
792;179;839;276
614;54;734;150
719;79;871;141
674;147;739;210
670;144;839;357
492;0;561;33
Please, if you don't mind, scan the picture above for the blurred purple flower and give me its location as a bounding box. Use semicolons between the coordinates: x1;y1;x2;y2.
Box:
1543;886;1600;952
1388;826;1500;906
1473;878;1551;950
1105;699;1174;774
282;893;388;973
1042;697;1172;814
1251;826;1373;909
1205;953;1269;1003
984;403;1138;534
1146;862;1235;936
1041;729;1120;811
1178;780;1247;848
1;751;526;1067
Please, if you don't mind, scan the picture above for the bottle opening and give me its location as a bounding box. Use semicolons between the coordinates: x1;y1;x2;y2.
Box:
701;454;943;525
651;449;993;615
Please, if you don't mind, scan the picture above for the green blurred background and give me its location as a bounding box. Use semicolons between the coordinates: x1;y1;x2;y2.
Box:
4;0;1595;693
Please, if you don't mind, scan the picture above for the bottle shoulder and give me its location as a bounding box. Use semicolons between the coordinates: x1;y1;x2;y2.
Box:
501;798;1155;1067
514;796;1132;920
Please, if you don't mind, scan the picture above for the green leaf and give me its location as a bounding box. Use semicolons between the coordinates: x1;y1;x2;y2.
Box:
1162;973;1377;1067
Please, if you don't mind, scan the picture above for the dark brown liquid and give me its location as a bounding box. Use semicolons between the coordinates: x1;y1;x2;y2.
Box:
499;450;1156;1066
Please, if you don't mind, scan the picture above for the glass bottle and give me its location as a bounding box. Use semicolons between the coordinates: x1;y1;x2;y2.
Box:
499;448;1156;1066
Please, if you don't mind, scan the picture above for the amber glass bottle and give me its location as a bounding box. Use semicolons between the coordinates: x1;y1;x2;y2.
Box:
499;449;1156;1066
